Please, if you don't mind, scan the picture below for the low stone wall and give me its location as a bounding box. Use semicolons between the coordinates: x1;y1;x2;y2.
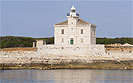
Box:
105;45;133;52
38;44;106;56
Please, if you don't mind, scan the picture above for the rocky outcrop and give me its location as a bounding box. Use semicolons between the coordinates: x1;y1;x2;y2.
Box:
0;60;133;70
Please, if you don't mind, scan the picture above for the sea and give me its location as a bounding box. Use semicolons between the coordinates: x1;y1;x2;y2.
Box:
0;69;133;83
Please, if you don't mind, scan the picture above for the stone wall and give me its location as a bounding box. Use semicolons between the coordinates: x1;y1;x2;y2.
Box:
37;44;106;56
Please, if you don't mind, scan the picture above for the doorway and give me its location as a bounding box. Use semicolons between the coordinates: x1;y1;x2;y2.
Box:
70;38;74;45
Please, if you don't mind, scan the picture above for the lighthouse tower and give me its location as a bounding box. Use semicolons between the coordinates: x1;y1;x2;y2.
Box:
67;5;79;26
54;5;96;45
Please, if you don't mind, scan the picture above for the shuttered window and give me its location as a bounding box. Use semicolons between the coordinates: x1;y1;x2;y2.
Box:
61;29;64;34
81;38;83;43
61;38;64;43
81;29;83;34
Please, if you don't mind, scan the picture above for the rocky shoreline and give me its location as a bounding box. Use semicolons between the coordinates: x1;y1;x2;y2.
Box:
0;60;133;70
0;45;133;70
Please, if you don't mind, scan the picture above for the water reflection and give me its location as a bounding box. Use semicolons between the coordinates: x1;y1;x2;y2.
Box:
0;69;133;83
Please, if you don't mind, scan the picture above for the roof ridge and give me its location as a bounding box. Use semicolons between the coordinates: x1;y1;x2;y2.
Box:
54;18;96;27
55;20;68;25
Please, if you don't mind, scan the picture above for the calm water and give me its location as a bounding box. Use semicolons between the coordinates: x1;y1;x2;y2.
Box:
0;69;133;83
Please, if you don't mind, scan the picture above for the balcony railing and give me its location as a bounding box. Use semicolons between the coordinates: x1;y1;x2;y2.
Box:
67;13;79;16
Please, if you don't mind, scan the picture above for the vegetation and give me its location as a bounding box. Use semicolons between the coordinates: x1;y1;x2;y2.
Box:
0;36;54;48
0;36;132;48
96;37;133;45
0;36;35;48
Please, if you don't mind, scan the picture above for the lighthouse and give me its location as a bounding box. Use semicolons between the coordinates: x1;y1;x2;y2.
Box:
54;5;96;45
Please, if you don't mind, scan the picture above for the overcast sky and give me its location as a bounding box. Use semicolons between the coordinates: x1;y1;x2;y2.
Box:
0;0;132;38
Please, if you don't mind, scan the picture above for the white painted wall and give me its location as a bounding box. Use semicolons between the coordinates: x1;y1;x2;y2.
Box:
91;26;96;44
36;40;45;47
54;24;95;45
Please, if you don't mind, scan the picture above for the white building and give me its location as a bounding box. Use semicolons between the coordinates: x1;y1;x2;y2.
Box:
54;5;96;45
32;5;106;56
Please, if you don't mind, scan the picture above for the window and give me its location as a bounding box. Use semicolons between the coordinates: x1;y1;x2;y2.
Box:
94;30;95;35
81;38;83;43
61;38;64;43
81;29;83;34
72;10;75;12
61;29;64;34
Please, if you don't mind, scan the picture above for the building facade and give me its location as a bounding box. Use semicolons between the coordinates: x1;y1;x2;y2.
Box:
54;5;96;45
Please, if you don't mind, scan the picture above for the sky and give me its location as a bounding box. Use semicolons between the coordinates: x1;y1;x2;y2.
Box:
0;0;132;38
